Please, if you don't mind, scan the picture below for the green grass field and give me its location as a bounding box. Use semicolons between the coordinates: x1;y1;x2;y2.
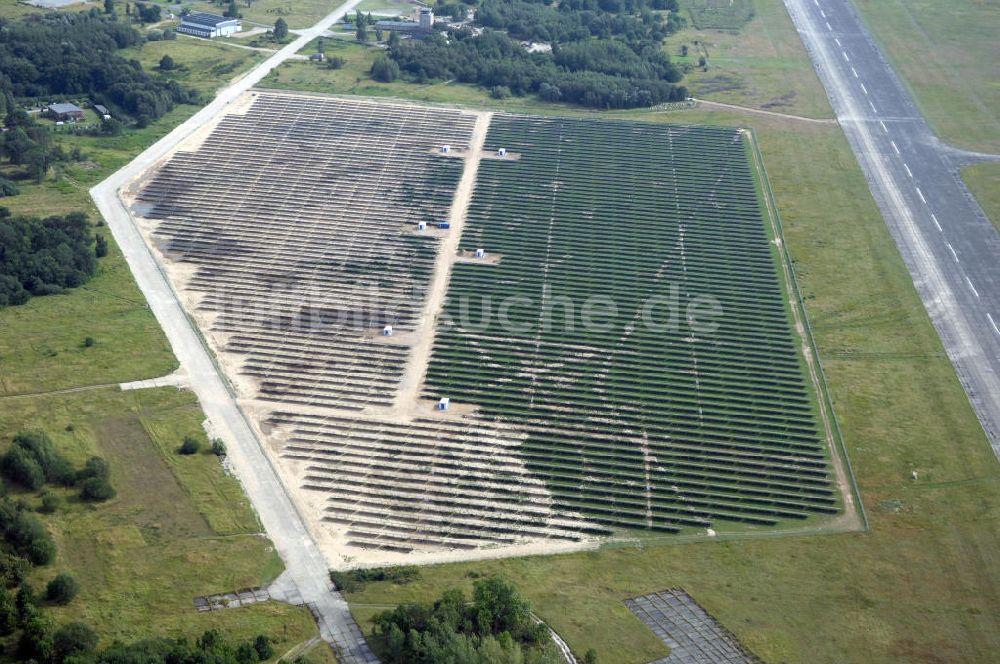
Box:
0;387;331;657
0;0;90;19
684;0;755;30
342;111;1000;663
665;0;832;119
853;0;1000;153
962;162;1000;234
356;0;413;15
121;35;264;94
188;0;343;29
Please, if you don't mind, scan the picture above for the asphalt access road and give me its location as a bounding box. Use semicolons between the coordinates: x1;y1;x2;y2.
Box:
784;0;1000;457
90;1;380;661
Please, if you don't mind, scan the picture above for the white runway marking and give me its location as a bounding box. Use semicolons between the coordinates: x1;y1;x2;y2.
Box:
826;21;832;30
931;213;942;232
879;120;888;132
966;277;980;298
916;187;926;203
851;67;859;78
860;83;868;95
891;141;900;154
842;51;850;62
989;313;1000;336
834;37;842;47
869;100;878;113
946;242;959;262
904;163;913;178
820;9;826;17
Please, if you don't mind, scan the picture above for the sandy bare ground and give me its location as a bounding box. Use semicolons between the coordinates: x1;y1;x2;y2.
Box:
392;111;492;419
692;97;839;125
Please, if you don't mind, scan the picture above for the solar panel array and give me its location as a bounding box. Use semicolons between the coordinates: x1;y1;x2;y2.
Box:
135;95;839;559
425;116;838;532
139;94;473;411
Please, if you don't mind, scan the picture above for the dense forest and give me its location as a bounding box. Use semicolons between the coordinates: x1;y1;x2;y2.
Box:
0;10;199;123
372;575;576;663
383;0;688;108
0;208;98;307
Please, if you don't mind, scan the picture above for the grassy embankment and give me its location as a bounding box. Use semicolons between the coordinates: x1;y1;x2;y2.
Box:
263;5;1000;664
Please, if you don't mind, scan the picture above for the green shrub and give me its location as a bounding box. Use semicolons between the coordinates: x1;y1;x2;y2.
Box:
371;56;399;83
0;176;19;197
0;555;29;588
38;491;59;514
79;477;116;502
0;588;15;636
0;448;44;490
15;583;36;624
45;573;78;604
329;565;420;593
76;456;110;482
52;622;98;661
253;634;273;660
17;613;53;661
179;435;201;455
4;431;76;486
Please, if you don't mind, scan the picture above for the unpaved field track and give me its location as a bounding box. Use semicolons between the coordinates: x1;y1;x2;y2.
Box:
393;111;492;418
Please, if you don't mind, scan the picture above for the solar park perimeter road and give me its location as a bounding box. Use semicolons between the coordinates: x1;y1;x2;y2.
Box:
90;2;379;662
783;0;1000;457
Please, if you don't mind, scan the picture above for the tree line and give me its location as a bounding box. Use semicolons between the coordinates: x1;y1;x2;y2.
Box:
371;574;586;663
386;30;687;109
474;0;683;44
0;10;200;125
0;208;100;308
380;0;688;108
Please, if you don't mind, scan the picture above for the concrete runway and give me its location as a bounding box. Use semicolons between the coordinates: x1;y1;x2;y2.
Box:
90;1;379;662
784;0;1000;456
